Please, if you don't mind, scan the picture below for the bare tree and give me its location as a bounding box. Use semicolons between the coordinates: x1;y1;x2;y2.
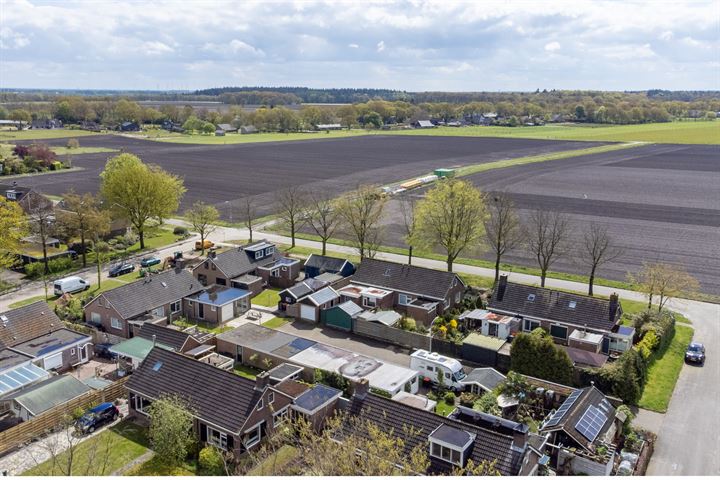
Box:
57;191;108;268
240;197;257;243
306;191;341;255
484;192;523;282
578;223;623;296
526;209;571;287
185;201;219;255
398;195;417;265
629;262;700;312
275;185;308;248
26;198;56;274
338;185;386;259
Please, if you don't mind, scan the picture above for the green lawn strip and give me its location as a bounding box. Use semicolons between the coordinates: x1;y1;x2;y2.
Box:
434;399;456;416
455;142;643;177
172;318;233;335
123;455;197;476
247;444;299;475
8;279;125;309
234;364;262;380
381;121;720;145
152;129;369;145
252;288;281;307
126;227;181;253
638;325;694;413
621;298;691;326
0;129;99;141
22;420;149;476
262;316;290;329
51;146;119;155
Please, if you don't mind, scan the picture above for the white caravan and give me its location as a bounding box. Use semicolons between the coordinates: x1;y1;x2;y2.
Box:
410;349;466;391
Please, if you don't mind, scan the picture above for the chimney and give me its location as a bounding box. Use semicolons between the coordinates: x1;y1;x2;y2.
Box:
209;251;216;259
152;334;156;347
255;371;270;391
609;293;619;322
496;275;508;302
511;424;529;452
353;378;369;400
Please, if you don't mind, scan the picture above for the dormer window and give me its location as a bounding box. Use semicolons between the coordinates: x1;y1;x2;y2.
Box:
527;294;536;302
428;424;475;467
568;300;577;309
255;250;264;260
266;246;275;255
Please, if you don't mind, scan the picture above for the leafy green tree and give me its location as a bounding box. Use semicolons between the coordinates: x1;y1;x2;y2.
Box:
100;153;185;249
473;391;501;416
9;109;31;123
0;198;28;269
510;329;574;385
337;185;386;259
411;179;487;272
147;394;196;467
185;202;219;255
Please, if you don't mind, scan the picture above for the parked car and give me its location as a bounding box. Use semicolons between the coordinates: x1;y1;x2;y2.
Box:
109;263;134;277
75;402;120;434
195;239;214;251
94;343;117;360
685;342;706;365
53;276;90;296
140;256;161;268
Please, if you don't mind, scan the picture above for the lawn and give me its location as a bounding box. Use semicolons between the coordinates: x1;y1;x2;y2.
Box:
0;128;99;141
434;399;456;417
22;420;149;476
252;288;281;308
172;318;234;335
123;455;197;476
247;445;298;475
151;129;369;145
126;227;181;253
262;316;289;329
620;299;691;326
234;364;262;380
383;121;720;145
639;325;694;412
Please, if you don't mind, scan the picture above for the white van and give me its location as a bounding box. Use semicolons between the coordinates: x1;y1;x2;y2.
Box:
53;276;89;296
410;349;467;391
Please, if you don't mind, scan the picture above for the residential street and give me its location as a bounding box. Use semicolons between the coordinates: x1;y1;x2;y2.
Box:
1;219;718;475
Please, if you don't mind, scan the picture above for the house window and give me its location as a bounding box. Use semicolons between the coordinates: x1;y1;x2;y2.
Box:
273;407;288;427
110;317;122;330
152;306;165;317
98;298;103;308
524;319;540;332
170;301;181;313
266;246;275;255
398;294;413;305
550;324;568;340
244;424;262;448
268;392;274;405
455;292;461;303
207;426;229;451
255;251;264;260
362;296;376;307
430;441;462;466
133;394;152;415
70;348;76;355
271;269;280;278
211;263;216;271
90;312;102;324
257;398;264;410
211;306;217;312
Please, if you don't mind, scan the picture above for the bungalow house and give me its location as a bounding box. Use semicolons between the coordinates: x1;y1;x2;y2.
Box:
303;254;354;279
192;241;301;292
0;182;54;215
539;386;624;475
84;268;204;338
3;375;91;421
338;379;541;475
216;123;238;133
314;123;342;130
460;368;507;395
240;125;258;134
184;285;251;324
127;347;341;456
278;277;329;310
286;287;340;323
488;276;630;356
31;119;62;129
459;309;521;340
350;258;466;326
413;120;436;128
0;301;93;373
119;121;140;132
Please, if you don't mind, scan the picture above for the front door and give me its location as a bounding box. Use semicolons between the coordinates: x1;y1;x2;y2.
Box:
80;344;89;362
199;303;204;319
488;322;498;337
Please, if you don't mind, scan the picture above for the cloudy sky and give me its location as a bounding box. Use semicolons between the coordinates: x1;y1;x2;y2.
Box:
1;0;718;91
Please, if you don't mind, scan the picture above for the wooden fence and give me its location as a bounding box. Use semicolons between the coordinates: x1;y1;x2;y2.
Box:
0;376;129;456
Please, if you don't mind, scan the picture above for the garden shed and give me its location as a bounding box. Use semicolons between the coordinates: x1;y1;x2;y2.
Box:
322;301;362;332
461;333;506;367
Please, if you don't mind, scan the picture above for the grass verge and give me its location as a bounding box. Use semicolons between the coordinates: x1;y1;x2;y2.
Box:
22;420;148;476
638;325;694;412
0;129;99;141
8;279;125;309
123;456;197;476
262;317;289;329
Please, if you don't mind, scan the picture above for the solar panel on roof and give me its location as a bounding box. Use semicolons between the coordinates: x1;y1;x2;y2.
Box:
152;361;163;371
543;389;582;428
575;405;608;442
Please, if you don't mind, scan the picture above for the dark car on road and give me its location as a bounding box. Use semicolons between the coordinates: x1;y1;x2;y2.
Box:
108;263;134;277
140;256;161;268
75;402;120;434
685;342;706;365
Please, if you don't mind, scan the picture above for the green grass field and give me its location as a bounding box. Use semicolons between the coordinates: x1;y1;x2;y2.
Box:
262;316;290;329
252;288;281;307
0;129;99;141
151;129;368;145
639;325;694;412
22;421;149;476
384;121;720;145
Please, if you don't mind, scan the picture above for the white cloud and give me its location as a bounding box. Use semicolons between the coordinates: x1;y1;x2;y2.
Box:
348;43;359;48
229;39;264;56
376;40;385;52
660;31;674;41
544;41;561;52
143;41;174;56
0;27;30;49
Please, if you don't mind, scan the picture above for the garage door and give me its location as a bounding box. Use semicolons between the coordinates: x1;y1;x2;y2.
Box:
44;352;63;370
300;304;316;322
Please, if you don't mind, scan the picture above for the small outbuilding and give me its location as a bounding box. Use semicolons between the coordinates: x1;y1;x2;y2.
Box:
3;375;91;421
322;301;363;332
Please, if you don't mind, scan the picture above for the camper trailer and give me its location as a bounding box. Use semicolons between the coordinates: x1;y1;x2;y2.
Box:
410;349;466;391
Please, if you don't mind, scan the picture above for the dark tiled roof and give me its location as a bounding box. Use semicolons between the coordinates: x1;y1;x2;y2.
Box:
461;368;506;391
341;393;524;475
351;258;463;301
488;281;621;332
206;243;278;279
564;346;608;368
137;324;191;351
127;347;260;434
11;328;90;357
304;254;350;273
540;386;615;452
0;301;61;348
272;379;309;399
98;269;204;320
